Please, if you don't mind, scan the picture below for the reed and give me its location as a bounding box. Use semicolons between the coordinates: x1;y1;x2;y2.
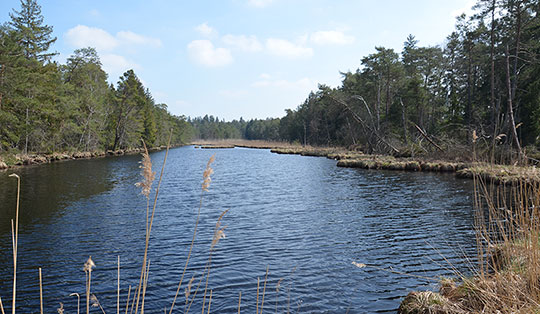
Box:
8;173;20;314
237;291;241;314
400;175;540;313
117;256;120;314
2;139;301;314
260;266;269;314
38;268;43;314
90;294;106;314
185;209;228;314
124;286;131;314
69;293;80;314
83;256;95;314
168;154;215;314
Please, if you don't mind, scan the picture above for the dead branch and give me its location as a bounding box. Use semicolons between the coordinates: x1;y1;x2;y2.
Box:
414;124;444;152
330;95;400;154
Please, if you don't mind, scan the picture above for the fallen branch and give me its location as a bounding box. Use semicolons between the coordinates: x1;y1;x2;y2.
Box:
330;96;400;154
414;124;444;152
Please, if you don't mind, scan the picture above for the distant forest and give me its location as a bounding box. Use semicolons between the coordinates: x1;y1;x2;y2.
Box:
1;0;540;160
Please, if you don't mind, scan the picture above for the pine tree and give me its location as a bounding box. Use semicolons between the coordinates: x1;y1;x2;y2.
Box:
8;0;56;62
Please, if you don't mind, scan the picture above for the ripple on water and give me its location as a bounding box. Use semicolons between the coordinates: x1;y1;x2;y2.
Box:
0;147;476;313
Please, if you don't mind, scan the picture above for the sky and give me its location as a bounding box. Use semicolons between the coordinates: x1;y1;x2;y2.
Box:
0;0;477;121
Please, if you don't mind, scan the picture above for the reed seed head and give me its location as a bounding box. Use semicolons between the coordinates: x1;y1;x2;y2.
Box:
135;142;156;199
83;256;95;273
185;276;195;301
276;278;283;292
211;209;228;250
57;302;64;314
202;154;216;192
90;294;99;307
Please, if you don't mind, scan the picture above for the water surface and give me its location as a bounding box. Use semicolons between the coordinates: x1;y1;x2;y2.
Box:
0;147;476;313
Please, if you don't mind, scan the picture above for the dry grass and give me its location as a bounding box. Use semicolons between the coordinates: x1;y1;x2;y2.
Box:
399;175;540;313
190;139;296;149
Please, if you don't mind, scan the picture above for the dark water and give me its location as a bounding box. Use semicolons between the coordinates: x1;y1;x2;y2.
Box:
0;147;476;313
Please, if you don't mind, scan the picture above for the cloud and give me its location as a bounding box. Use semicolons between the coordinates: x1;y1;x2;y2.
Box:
222;34;263;52
252;77;315;90
247;0;275;8
65;25;162;50
117;31;162;47
187;40;233;67
65;25;118;51
195;22;217;37
265;38;313;58
101;53;140;78
310;31;355;45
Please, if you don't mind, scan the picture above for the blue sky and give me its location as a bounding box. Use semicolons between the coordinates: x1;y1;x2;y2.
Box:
0;0;476;120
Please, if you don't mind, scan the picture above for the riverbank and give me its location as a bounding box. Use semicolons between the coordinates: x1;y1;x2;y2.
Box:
190;140;540;185
0;145;179;170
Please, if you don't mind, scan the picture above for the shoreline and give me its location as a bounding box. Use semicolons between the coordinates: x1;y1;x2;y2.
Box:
0;144;183;171
4;139;538;185
191;139;540;185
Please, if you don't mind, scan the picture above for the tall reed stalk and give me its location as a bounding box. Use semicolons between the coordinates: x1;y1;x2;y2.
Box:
169;154;215;314
8;174;20;314
83;257;95;314
133;134;171;314
38;268;43;314
117;256;120;314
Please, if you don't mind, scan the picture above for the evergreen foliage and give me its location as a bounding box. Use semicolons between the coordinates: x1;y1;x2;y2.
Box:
0;1;192;153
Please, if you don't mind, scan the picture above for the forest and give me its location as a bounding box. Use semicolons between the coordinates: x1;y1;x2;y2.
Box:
193;0;540;161
0;0;193;154
1;0;540;162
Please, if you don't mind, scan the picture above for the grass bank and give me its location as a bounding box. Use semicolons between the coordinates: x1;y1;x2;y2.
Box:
190;140;540;185
0;145;180;170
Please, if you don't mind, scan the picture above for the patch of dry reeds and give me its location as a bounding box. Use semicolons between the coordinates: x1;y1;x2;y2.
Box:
400;175;540;313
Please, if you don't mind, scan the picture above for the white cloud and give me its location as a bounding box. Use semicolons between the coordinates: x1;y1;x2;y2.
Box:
195;22;217;37
222;34;263;52
101;53;140;78
65;25;162;51
310;31;355;45
252;77;315;90
247;0;275;8
117;31;162;47
259;73;271;79
265;38;313;58
187;40;233;67
65;25;118;51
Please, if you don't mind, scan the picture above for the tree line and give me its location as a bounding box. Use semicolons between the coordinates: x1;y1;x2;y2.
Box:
0;0;193;154
3;0;539;161
191;0;540;160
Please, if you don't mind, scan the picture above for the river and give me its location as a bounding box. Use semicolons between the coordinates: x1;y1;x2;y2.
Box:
0;146;476;313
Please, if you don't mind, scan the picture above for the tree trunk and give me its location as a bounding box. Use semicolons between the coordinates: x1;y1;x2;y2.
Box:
506;45;522;158
400;98;408;142
490;0;497;161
